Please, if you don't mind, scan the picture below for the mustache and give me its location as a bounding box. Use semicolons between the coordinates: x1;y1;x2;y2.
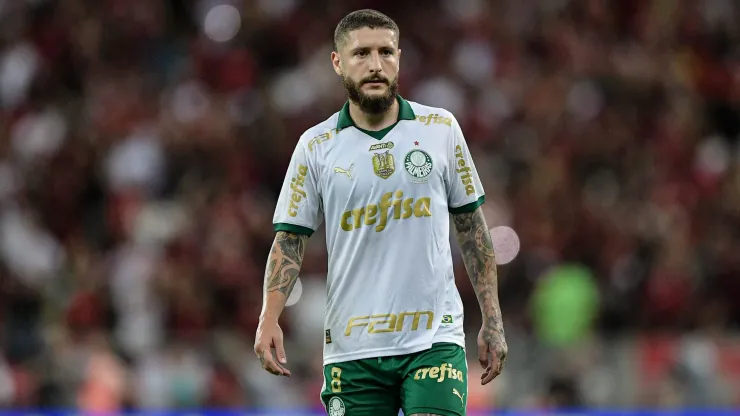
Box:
361;77;389;85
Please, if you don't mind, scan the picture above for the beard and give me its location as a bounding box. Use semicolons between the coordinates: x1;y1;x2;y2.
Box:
342;74;399;115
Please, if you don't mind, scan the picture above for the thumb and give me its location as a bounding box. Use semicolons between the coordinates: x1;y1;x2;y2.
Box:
274;337;288;365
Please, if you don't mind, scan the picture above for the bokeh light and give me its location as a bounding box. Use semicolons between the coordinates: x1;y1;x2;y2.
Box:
203;4;241;43
490;226;520;265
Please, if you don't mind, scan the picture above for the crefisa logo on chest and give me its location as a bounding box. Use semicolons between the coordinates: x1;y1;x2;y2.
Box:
404;149;433;183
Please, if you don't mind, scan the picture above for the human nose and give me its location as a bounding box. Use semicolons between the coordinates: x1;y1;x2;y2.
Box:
368;51;382;73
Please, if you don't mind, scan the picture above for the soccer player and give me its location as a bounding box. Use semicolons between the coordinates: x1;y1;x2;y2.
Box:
254;9;507;416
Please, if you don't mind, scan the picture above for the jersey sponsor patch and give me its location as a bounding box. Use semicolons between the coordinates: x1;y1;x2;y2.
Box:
413;362;465;383
287;164;308;217
344;310;434;336
415;113;452;126
368;142;394;151
307;128;337;151
454;145;476;195
339;190;431;232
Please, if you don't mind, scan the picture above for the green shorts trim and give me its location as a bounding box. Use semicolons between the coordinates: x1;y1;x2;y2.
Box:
320;343;468;416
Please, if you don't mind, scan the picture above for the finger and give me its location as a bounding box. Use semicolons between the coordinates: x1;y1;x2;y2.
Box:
481;368;497;385
496;354;506;375
259;349;291;377
258;352;280;376
494;348;506;373
271;336;291;376
496;360;504;376
481;361;497;385
274;337;288;365
481;354;504;385
268;359;291;376
480;359;492;381
273;355;292;377
480;357;492;380
268;357;291;377
478;343;489;369
258;339;291;377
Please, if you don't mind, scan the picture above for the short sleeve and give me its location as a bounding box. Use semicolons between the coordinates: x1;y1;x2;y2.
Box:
273;141;323;236
446;117;485;214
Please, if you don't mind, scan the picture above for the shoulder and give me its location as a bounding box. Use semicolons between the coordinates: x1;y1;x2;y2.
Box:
406;101;458;128
298;112;342;153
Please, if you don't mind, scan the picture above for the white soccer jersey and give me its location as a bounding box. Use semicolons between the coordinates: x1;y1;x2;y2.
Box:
273;96;485;365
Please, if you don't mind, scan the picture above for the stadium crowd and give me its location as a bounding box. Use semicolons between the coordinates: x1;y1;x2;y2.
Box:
0;0;739;411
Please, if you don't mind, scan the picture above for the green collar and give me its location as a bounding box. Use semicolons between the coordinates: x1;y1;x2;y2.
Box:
336;95;416;131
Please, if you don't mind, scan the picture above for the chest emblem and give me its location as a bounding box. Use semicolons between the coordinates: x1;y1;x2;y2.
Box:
372;151;396;179
404;149;433;183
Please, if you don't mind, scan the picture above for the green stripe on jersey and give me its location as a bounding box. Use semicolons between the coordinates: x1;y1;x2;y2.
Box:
274;223;315;236
448;195;485;214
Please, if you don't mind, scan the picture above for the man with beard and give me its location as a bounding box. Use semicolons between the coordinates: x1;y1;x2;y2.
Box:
254;9;507;416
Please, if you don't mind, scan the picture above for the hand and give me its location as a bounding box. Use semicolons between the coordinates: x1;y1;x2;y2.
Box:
477;325;507;385
254;319;291;377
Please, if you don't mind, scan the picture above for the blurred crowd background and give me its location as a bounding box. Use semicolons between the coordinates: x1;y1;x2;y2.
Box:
1;0;740;412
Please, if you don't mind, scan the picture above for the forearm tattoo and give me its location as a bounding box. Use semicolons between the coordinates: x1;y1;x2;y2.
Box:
265;231;307;297
452;208;505;340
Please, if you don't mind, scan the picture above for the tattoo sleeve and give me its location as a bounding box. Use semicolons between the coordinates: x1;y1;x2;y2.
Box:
451;208;505;339
264;231;308;298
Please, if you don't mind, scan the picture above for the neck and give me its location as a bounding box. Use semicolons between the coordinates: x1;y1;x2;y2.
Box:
349;99;399;131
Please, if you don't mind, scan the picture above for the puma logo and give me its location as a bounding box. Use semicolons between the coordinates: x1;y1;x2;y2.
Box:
334;164;354;179
452;388;465;405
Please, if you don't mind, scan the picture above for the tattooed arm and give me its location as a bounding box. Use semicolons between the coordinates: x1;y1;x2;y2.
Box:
452;207;507;384
261;231;308;312
254;231;308;377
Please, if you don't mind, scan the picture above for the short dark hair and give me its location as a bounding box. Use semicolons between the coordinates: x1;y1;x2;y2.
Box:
333;9;399;52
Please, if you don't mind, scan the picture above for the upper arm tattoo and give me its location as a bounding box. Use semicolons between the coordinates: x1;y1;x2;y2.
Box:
265;231;308;296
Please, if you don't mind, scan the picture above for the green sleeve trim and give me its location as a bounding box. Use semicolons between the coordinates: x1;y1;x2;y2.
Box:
273;223;315;236
448;195;485;214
